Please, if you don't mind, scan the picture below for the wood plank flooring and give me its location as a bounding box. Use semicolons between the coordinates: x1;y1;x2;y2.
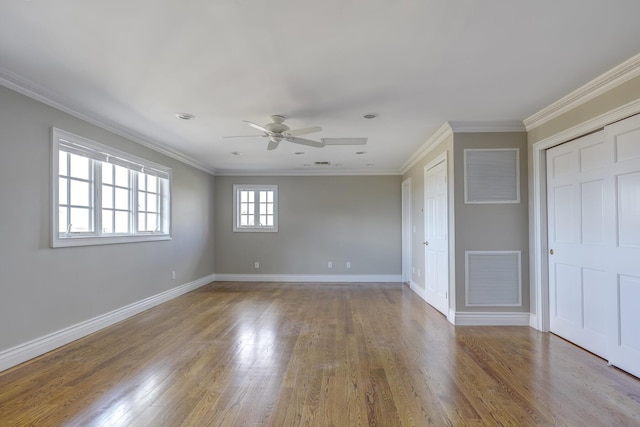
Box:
1;282;639;426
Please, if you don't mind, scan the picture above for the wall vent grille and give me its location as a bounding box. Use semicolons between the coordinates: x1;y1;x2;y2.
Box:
465;251;522;306
464;149;519;203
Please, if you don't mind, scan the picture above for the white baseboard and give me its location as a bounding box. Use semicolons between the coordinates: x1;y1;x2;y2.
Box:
0;273;216;373
529;313;539;329
452;312;531;326
448;309;456;325
409;280;427;300
214;274;402;283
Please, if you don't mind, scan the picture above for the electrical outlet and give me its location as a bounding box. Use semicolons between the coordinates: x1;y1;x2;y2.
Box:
328;261;332;268
346;261;351;269
254;262;260;269
171;270;176;280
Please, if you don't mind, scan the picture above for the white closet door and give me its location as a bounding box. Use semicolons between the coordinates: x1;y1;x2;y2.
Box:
547;130;614;359
604;114;640;378
547;113;640;378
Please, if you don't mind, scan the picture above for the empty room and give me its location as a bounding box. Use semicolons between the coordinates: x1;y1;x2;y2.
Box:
1;1;639;425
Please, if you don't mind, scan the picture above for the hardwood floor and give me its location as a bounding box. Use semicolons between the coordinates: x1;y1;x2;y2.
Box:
1;282;639;426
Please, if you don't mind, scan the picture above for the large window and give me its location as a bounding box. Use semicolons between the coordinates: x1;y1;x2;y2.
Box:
233;185;278;232
52;128;171;247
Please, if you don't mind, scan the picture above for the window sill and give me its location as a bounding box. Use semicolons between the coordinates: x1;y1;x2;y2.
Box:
232;227;278;233
52;234;172;248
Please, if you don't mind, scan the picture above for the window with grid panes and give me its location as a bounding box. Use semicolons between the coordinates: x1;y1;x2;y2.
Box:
233;185;278;232
52;128;172;247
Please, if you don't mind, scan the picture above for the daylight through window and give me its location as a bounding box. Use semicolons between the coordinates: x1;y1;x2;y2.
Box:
52;128;171;247
233;185;278;232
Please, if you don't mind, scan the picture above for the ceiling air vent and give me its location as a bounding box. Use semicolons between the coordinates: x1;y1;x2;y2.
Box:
314;161;331;166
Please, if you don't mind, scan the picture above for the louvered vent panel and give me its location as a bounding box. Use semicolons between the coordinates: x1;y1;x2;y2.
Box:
466;251;521;306
464;149;519;203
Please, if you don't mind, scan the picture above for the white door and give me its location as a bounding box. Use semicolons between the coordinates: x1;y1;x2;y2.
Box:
604;115;640;378
547;130;613;358
547;114;640;378
424;159;449;315
401;179;412;284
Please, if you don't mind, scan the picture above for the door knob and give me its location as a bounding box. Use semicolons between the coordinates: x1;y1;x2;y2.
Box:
549;249;554;255
424;241;429;246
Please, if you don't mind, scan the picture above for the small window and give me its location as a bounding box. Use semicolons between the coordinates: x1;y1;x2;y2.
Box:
52;128;172;247
233;185;278;232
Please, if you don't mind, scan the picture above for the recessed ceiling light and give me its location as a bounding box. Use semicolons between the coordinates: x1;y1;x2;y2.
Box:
363;113;379;119
356;151;366;155
176;113;195;120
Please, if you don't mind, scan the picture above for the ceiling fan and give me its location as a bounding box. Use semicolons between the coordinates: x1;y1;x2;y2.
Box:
222;115;324;150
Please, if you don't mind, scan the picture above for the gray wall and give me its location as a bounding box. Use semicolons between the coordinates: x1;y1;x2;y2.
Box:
453;132;529;312
214;175;402;275
0;86;216;352
401;131;529;314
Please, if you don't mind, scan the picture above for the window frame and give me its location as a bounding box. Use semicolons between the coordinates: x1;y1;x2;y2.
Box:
51;127;172;247
233;184;278;232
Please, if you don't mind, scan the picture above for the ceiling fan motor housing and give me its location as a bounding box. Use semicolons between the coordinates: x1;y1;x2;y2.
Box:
264;115;290;135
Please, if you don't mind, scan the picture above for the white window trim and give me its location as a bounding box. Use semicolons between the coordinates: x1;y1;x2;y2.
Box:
233;184;278;232
51;127;172;247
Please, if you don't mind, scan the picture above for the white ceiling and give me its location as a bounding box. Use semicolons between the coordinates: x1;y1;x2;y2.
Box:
1;1;639;174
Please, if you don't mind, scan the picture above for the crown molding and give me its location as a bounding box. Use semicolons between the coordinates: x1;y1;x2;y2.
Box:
214;168;401;177
0;67;216;175
524;53;640;131
400;122;453;174
448;121;526;133
400;120;527;175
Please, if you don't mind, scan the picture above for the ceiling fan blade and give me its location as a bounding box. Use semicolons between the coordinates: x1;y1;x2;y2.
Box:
286;137;325;148
267;140;280;150
284;126;322;137
321;137;368;145
220;134;265;139
243;120;270;133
